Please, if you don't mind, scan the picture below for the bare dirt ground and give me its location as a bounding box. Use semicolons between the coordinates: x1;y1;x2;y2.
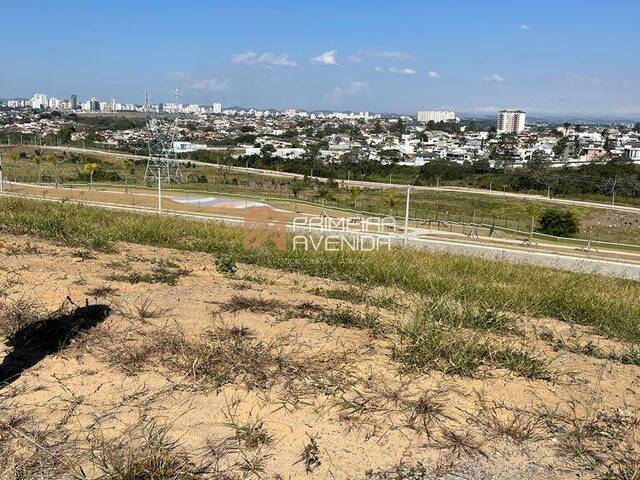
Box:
0;233;639;479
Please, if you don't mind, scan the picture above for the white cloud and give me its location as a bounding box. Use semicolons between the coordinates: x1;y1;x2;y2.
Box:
520;24;532;31
428;71;441;79
164;72;230;92
327;80;368;102
231;51;297;67
388;67;416;75
164;71;189;80
471;106;500;113
376;67;416;75
311;50;338;65
483;74;505;83
186;77;230;92
349;49;413;62
563;75;602;85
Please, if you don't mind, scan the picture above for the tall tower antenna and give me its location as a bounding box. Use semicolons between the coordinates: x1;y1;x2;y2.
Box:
144;88;182;185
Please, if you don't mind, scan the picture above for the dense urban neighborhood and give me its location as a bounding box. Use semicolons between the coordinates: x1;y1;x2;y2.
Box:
3;94;640;203
3;95;640;170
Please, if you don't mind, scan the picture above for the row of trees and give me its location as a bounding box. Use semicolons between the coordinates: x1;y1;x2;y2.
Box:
196;148;640;203
4;151;137;191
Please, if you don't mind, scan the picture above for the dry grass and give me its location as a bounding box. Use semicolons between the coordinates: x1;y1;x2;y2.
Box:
404;390;451;438
472;397;548;443
101;323;354;401
89;420;209;479
86;284;119;298
297;434;321;473
0;296;43;338
117;296;173;323
107;259;190;286
218;294;288;314
435;428;485;458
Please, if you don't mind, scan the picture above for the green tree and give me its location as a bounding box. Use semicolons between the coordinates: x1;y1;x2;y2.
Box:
33;154;42;184
49;154;61;188
316;186;331;205
385;191;397;215
537;208;579;237
289;181;303;199
122;159;134;194
349;187;363;211
9;153;18;182
290;181;303;212
83;162;98;190
392;118;405;136
527;150;551;171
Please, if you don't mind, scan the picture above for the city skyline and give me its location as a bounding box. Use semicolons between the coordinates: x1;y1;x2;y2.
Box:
2;0;640;117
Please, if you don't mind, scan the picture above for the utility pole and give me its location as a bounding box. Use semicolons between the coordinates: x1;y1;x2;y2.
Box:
0;153;3;193
157;168;162;214
403;174;420;246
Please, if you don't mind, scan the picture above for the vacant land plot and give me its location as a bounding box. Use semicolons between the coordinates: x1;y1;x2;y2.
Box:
0;197;639;478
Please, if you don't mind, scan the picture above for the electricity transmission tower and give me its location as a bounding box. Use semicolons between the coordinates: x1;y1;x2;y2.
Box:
144;89;182;185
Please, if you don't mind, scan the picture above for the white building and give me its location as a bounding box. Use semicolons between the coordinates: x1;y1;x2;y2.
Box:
8;100;27;108
100;98;116;112
212;102;222;114
624;146;640;163
172;141;207;153
187;104;201;114
31;93;48;109
417;110;456;123
48;97;61;109
497;110;526;134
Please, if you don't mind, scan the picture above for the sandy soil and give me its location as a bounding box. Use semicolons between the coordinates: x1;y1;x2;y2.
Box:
0;233;639;479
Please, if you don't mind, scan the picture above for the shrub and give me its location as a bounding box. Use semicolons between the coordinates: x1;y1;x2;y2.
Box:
537;208;579;237
215;255;237;276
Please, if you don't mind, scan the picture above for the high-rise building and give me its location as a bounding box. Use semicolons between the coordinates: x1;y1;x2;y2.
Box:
497;110;526;134
70;94;78;110
31;93;48;109
417;110;456;123
212;102;222;114
89;98;100;111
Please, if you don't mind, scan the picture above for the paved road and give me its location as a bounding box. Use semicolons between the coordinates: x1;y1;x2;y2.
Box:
5;144;639;215
2;187;639;280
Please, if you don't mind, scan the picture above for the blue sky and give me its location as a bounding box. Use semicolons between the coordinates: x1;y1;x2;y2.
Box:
2;0;639;116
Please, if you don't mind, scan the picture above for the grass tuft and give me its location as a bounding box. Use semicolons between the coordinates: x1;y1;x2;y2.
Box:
219;295;287;314
298;435;321;473
314;306;385;335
